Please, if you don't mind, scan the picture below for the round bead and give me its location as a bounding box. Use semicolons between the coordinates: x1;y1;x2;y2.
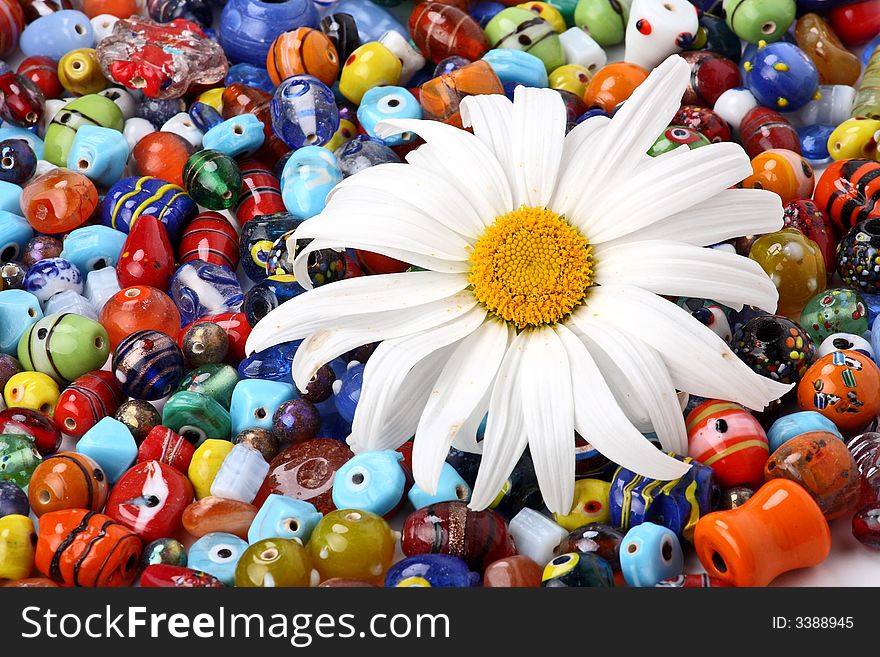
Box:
797;350;880;434
837;219;880;294
17;312;110;384
54;370;123;438
3;370;59;415
28;451;108;516
266;27;339;87
732;314;815;384
800;288;869;344
181;321;229;368
235;537;313;587
309;508;396;583
112;329;185;401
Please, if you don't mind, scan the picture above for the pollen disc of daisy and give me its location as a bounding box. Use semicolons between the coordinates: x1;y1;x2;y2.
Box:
245;55;793;516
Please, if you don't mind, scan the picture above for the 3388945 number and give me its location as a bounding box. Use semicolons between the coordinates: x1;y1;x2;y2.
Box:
794;617;854;629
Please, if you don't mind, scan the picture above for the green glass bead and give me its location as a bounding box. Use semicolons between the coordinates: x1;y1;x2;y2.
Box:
43;94;125;166
799;288;869;344
235;538;314;587
175;364;239;409
0;434;41;488
573;0;629;47
308;509;396;583
722;0;796;44
485;7;566;72
647;126;711;157
183;150;243;210
17;313;110;384
548;0;578;26
161;390;231;444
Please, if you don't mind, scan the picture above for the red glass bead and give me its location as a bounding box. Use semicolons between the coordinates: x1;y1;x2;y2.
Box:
100;285;182;351
16;55;61;98
0;71;44;128
739;106;801;159
116;214;176;290
0;406;62;455
81;0;138;19
409;2;489;64
356;249;410;275
105;460;194;542
827;0;880;47
137;425;195;473
21;169;97;234
671;105;731;143
139;564;224;587
782;199;836;275
54;370;124;439
680;51;741;108
179;312;251;366
19;0;73;23
235;159;285;225
178;210;240;271
0;0;24;58
131;131;194;188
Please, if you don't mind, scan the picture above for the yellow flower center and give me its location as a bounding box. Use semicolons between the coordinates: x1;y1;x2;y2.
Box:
469;206;593;329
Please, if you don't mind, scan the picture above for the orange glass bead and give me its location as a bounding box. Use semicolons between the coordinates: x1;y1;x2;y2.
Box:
797;350;880;435
81;0;138;18
21;169;98;235
694;479;831;587
266;27;339;88
27;452;109;517
739;149;814;203
221;83;271;119
483;555;543;587
748;229;827;318
99;285;182;351
794;13;861;86
764;431;860;520
35;509;142;587
582;62;650;113
131;131;195;188
409;2;490;65
3;577;58;587
419;59;504;128
182;495;257;540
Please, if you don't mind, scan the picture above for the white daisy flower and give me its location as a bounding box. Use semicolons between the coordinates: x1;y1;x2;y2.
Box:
246;55;791;515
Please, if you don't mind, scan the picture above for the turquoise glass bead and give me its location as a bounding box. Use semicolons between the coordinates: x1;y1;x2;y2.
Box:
76;416;138;483
188;532;248;586
202;114;265;158
0;181;21;214
67;125;130;188
20;11;95;61
280;146;342;219
332;450;406;517
44;291;97;320
482;49;550;89
162;390;232;444
0;212;32;263
619;522;684;587
332;0;407;43
248;493;322;545
357;86;422;146
229;378;295;436
408;461;472;508
0;128;44;160
209;443;269;504
0;290;42;355
766;411;844;452
60;225;127;274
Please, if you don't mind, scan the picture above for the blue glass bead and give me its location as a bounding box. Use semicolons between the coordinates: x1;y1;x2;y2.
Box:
329;0;406;43
333;361;362;423
318;411;351;439
162;391;231;443
229;378;295;436
238;212;302;283
619;523;683;587
408;462;472;508
83;266;120;314
0;139;36;185
202;114;265;158
170;260;243;324
0;211;32;263
218;0;320;66
23;257;83;304
76;416;138;483
20;11;94;61
225;63;275;93
542;552;614;587
210;443;269;503
243;275;306;327
148;0;213;28
0;290;41;355
60;225;127;275
188;102;223;134
357;86;422;146
482;49;549;89
332;450;406;516
471;2;506;29
745;42;819;113
280;146;342;219
0;180;21;214
0;480;29;517
113;329;185;401
248;494;322;544
188;533;248;586
334;135;400;176
797;124;834;166
238;340;301;381
44;291;97;321
0;128;43;160
766;410;843;452
434;56;470;78
863;34;880;67
270;75;339;150
67;125;130;188
137;98;187;129
385;554;480;588
102;176;198;240
865;292;880;327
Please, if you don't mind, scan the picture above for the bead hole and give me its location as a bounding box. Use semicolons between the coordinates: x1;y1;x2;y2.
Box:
37;328;48;340
39;403;51;413
64;417;77;430
305;133;318;145
1;156;13;168
626;543;638;554
661;538;673;562
74;23;86;35
27;307;36;317
761;21;776;34
755;319;784;343
38;490;51;504
351;472;364;485
255;407;267;419
711;551;727;573
833;338;853;349
260;548;279;560
71;60;83;71
25;112;37;124
286;518;300;532
233;125;244;135
192;341;205;354
124;288;140;298
77;159;90;170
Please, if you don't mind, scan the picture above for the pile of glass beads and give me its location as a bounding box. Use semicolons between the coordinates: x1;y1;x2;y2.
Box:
1;0;880;589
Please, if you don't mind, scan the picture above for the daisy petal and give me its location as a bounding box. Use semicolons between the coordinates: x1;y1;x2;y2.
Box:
460;93;514;178
290;291;480;390
592;239;779;312
555;323;691;480
549;114;610;216
413;319;511;494
585;284;793;410
508;86;567;208
452;390;490;454
245;271;470;355
568;315;688;455
519;327;575;514
469;331;530;511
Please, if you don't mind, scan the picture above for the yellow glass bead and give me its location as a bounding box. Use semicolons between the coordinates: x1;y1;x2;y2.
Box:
235;538;314;587
517;1;566;32
308;509;396;583
549;64;593;96
58;48;109;96
187;438;234;500
553;478;611;531
827;118;880;161
339;43;402;105
749;229;827;318
324;118;357;152
0;514;37;581
197;87;225;112
3;371;60;416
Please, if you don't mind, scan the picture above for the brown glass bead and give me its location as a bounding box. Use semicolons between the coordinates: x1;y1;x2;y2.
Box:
22;235;62;267
233;427;279;463
114;399;161;445
317;578;378;588
553;523;624;570
795;12;861;86
182;495;257;539
483;555;543;587
181;321;229;368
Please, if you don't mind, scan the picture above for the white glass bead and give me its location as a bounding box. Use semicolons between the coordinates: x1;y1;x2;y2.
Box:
83;266;120;314
559;27;606;73
90;13;118;42
713;87;758;134
210;443;270;504
379;30;426;85
161;112;204;148
624;0;698;70
123;117;155;151
818;333;874;360
99;87;138;121
44;290;99;320
508;507;568;567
